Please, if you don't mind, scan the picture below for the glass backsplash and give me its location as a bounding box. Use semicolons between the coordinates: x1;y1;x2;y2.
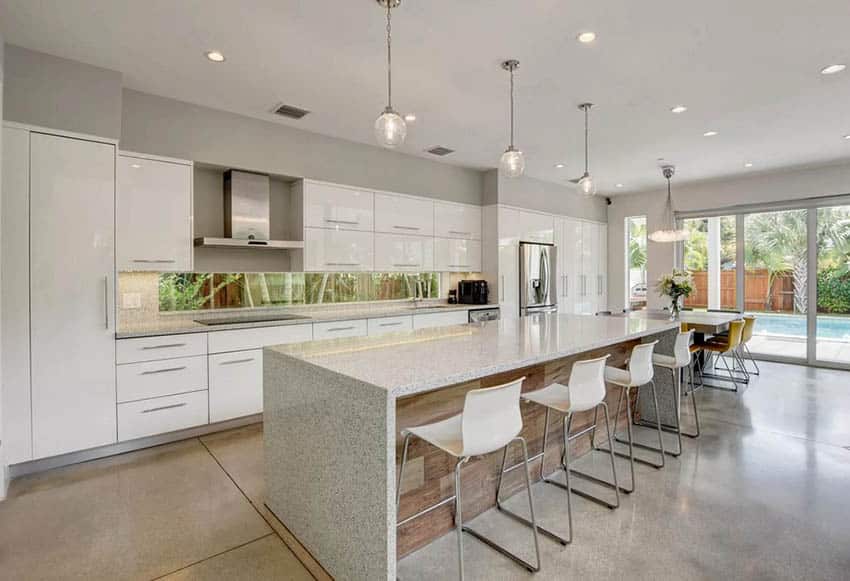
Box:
158;272;441;312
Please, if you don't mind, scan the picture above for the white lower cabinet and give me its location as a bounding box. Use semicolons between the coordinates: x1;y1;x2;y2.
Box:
368;315;413;336
209;350;263;423
413;310;469;329
434;238;481;272
207;324;312;354
117;355;208;403
118;390;209;442
313;319;368;340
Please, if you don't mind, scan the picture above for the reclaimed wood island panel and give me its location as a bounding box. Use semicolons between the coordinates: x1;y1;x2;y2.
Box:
264;313;678;581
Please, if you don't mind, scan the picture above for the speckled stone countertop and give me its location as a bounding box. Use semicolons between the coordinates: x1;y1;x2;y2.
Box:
116;301;494;339
268;313;679;397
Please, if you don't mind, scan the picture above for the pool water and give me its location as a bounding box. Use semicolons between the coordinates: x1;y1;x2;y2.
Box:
753;314;850;340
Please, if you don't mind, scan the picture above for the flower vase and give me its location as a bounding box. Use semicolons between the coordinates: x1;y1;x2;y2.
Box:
670;299;681;320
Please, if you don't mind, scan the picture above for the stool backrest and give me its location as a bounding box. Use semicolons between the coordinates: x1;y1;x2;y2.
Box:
628;341;659;386
742;315;756;343
674;330;694;367
568;354;610;408
461;377;525;457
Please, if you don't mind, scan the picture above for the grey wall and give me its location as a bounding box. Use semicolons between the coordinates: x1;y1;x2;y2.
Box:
0;34;6;497
2;45;122;140
121;90;482;206
494;171;608;222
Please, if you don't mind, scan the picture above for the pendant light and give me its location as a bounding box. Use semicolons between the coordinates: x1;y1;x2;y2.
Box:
499;59;525;178
577;103;596;195
374;0;406;148
648;165;690;242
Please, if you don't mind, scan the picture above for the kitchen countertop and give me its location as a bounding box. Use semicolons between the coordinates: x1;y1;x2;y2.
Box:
267;312;679;397
116;301;496;339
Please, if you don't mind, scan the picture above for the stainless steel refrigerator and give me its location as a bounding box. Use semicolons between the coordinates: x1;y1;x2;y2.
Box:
519;242;558;316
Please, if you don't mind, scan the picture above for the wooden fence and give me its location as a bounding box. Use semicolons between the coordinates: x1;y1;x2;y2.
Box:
684;269;795;312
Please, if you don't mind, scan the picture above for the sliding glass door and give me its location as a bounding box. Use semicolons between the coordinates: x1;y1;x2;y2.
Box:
682;215;737;311
816;205;850;365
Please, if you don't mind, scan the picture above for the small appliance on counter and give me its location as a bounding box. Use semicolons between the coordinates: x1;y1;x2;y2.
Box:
447;289;458;304
468;307;500;323
458;280;489;305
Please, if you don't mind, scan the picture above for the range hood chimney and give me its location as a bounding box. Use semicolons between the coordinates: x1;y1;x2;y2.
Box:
194;170;304;250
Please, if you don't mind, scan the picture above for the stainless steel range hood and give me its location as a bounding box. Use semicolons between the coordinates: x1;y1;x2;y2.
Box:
194;170;304;250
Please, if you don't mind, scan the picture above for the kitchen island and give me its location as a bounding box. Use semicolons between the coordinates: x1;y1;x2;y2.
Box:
263;313;679;580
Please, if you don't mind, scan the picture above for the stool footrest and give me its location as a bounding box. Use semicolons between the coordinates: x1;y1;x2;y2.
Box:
636;419;698;440
462;525;540;573
604;438;665;469
496;504;570;545
396;494;456;528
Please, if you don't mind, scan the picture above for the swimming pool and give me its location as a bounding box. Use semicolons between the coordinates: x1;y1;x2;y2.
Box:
753;314;850;340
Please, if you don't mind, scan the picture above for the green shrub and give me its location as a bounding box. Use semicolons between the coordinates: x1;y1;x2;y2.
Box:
817;266;850;313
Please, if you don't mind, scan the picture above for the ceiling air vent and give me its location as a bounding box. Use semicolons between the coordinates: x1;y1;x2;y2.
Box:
426;146;455;157
271;103;310;120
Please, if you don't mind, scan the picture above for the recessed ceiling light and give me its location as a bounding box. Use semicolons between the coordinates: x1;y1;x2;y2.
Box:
130;163;142;169
615;183;624;188
703;130;718;137
844;134;850;140
555;163;565;168
821;64;846;75
404;113;417;122
744;162;753;168
577;31;597;44
205;50;226;62
671;105;688;114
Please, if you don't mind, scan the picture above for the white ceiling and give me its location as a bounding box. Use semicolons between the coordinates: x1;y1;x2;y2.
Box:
2;0;850;194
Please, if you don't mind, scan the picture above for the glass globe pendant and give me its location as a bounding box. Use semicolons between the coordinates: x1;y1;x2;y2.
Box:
374;0;406;148
648;165;690;242
578;172;596;195
499;60;525;178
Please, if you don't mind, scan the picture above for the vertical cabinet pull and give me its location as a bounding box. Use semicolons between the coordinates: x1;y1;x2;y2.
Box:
104;276;109;329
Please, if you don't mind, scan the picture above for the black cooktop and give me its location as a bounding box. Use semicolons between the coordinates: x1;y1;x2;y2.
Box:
194;314;311;326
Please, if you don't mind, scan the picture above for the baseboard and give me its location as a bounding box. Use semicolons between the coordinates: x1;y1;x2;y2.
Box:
8;414;263;479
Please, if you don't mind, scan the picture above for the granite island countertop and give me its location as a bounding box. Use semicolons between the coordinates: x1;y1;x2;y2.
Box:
116;301;495;339
267;312;679;397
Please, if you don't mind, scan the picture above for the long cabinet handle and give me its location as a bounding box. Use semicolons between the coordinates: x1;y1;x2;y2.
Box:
104;276;109;330
219;358;255;365
132;259;177;263
141;402;187;414
141;366;187;375
449;230;471;236
564;274;568;298
448;264;470;269
325;218;359;225
393;263;421;267
500;275;505;302
141;343;188;350
325;262;361;266
393;225;421;231
379;321;403;327
327;326;357;332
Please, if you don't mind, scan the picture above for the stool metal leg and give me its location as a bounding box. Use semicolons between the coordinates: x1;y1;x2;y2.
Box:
636;368;685;456
465;437;542;573
397;433;412;508
611;383;666;470
595;385;636;493
564;402;621;509
455;457;468;581
562;414;574;541
681;361;701;438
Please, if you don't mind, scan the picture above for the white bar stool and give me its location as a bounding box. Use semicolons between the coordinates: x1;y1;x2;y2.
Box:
598;341;665;494
643;329;699;456
396;377;542;579
519;355;620;543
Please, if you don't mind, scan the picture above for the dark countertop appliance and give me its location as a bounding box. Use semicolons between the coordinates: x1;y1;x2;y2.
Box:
458;280;489;305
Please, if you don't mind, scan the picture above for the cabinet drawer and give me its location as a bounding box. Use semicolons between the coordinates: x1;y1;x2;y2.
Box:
435;202;481;240
117;333;207;364
303;181;373;231
367;315;413;336
208;323;313;354
413;310;470;329
374;193;434;236
117;355;207;403
117;390;208;442
374;233;434;272
434;238;482;272
313;319;368;340
209;350;263;423
303;228;374;272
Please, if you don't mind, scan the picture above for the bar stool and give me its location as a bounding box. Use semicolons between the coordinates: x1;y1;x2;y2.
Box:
396;377;542;579
598;341;665;493
697;319;746;391
681;323;704;438
519;355;620;543
645;329;698;455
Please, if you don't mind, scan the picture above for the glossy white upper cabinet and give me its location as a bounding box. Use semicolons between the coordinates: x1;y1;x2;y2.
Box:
597;223;608;311
435;202;481;240
304;227;374;271
374;193;434;236
301;180;374;232
117;152;193;271
519;210;554;244
374;233;434;272
434;238;481;272
30;132;117;459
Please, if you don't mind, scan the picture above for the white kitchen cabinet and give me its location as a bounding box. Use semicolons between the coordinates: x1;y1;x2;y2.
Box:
118;390;209;442
367;315;413;336
597;224;608;311
117;152;193;271
435;202;481;240
413;310;469;329
313;319;369;340
434;238;481;272
374;193;434;236
301;181;374;232
117;332;208;364
117;355;208;403
1;126;33;464
304;227;374;271
578;222;600;314
374;233;434;272
207;323;312;353
209;349;263;422
30;132;117;459
560;218;583;315
519;211;555;244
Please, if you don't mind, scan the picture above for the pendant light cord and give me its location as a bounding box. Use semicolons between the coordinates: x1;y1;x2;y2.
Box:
386;1;393;109
584;105;589;174
509;66;515;148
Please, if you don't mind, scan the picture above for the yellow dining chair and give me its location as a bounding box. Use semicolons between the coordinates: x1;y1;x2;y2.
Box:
698;319;746;391
739;315;760;376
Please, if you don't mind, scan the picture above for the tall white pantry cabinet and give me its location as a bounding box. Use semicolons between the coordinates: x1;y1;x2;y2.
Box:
2;125;118;462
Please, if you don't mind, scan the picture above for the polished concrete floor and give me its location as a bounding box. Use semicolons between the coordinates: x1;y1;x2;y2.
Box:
2;361;850;580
